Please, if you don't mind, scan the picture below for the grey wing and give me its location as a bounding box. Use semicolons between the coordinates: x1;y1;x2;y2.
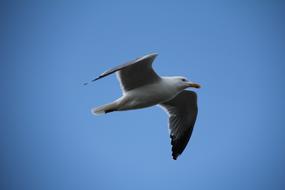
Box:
160;90;198;160
88;53;161;91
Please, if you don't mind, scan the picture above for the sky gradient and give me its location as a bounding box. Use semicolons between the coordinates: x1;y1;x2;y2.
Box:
1;1;285;190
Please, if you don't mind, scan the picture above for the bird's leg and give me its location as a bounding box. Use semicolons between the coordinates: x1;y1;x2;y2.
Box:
105;109;117;114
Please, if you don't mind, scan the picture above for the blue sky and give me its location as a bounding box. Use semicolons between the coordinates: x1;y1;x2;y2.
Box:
1;1;285;190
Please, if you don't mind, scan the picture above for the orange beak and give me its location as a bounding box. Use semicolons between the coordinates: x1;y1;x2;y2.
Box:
186;82;201;88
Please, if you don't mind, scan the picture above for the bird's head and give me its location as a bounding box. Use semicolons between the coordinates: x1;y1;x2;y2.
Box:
173;76;201;91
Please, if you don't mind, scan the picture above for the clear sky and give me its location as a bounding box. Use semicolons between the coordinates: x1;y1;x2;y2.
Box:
1;1;285;190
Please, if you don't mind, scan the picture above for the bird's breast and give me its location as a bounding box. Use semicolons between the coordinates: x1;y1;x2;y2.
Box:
119;82;178;110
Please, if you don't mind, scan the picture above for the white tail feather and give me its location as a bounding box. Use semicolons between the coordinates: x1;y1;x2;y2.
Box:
91;102;118;116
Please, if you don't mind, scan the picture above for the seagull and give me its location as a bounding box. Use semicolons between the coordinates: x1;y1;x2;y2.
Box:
86;53;200;160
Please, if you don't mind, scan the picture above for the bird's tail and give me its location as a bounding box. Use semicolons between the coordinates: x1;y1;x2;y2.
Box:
91;102;118;115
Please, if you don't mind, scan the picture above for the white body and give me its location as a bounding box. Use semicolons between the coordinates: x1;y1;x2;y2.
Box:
117;77;180;110
93;77;182;114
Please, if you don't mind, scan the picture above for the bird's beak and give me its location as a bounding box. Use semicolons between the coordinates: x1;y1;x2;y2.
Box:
186;82;201;88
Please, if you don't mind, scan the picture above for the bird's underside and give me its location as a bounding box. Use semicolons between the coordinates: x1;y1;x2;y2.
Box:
88;53;199;160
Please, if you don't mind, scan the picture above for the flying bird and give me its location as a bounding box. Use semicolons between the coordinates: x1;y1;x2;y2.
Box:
87;53;200;160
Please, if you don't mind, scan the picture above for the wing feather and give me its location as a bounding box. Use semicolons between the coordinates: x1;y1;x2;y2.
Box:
87;53;161;92
160;90;198;160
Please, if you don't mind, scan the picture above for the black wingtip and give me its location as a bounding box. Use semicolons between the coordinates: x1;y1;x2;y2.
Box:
172;149;180;160
92;76;103;82
83;76;102;86
171;135;179;160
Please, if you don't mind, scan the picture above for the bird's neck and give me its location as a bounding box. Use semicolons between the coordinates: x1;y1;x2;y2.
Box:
161;77;181;92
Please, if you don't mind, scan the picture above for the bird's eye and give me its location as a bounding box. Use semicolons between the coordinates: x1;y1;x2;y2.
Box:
181;79;186;82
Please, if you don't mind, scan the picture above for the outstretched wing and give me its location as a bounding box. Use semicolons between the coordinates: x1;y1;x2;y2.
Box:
87;53;161;92
160;90;198;160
